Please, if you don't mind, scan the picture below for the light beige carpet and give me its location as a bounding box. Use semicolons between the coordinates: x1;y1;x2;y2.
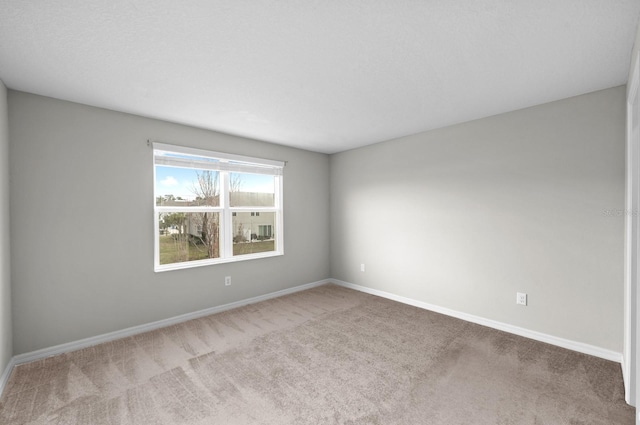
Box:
0;284;634;424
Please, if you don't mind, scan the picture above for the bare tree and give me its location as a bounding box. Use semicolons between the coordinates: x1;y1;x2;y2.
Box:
230;173;243;193
191;171;220;258
228;173;244;207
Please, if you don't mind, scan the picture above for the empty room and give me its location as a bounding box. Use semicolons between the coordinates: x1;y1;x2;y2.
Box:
2;1;640;424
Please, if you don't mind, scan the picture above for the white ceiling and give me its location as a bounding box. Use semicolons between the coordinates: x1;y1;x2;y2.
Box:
1;1;639;154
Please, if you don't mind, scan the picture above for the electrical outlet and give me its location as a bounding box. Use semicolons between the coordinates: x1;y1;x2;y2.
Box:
516;292;527;306
360;264;365;272
225;276;231;286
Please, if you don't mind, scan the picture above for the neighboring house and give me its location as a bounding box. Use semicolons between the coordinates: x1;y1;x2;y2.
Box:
231;211;275;242
229;191;276;242
159;192;276;242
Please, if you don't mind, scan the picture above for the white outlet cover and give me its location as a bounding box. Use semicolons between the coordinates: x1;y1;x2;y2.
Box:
516;292;527;306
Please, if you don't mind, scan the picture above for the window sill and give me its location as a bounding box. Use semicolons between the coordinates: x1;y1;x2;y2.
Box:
154;251;283;273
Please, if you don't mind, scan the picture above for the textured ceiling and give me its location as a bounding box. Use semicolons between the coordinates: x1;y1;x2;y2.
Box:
1;1;639;154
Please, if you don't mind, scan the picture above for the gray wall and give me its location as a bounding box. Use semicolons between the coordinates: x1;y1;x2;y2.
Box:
8;91;331;354
6;86;626;355
0;81;12;372
330;86;626;352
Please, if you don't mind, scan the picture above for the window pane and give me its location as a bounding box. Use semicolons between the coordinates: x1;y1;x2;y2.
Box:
232;212;276;256
155;166;220;207
229;173;275;207
158;212;220;264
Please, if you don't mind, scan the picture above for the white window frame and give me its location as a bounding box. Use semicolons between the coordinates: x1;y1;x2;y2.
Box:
153;142;284;272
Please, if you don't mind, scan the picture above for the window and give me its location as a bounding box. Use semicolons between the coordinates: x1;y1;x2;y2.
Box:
259;225;272;238
153;143;284;271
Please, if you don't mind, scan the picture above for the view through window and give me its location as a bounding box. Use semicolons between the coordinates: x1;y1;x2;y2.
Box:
153;143;284;271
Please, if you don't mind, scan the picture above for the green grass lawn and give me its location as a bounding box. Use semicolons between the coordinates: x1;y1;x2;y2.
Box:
159;235;209;264
159;235;274;264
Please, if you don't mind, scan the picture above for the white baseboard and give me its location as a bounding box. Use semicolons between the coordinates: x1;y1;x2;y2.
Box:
1;277;623;399
10;278;331;368
332;279;623;364
622;354;632;404
0;356;16;398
